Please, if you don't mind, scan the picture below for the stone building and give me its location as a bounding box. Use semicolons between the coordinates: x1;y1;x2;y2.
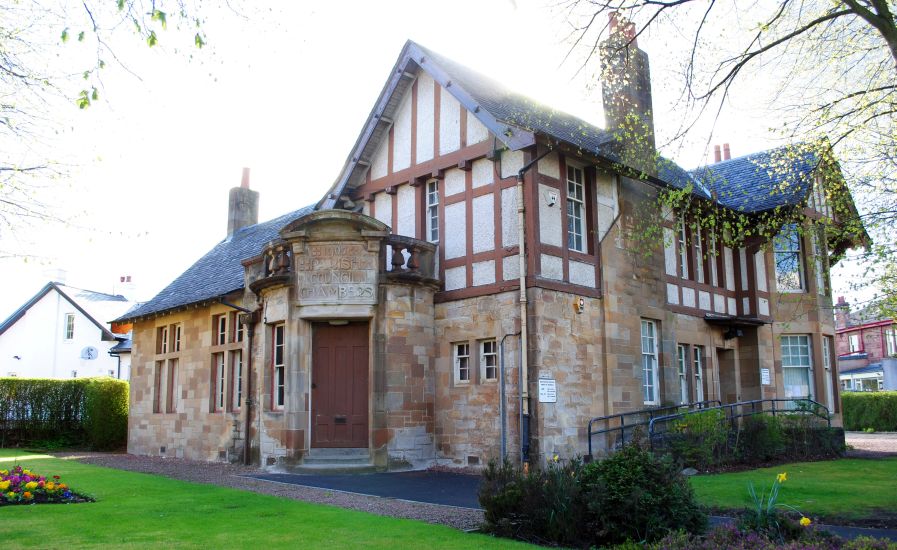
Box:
119;22;864;470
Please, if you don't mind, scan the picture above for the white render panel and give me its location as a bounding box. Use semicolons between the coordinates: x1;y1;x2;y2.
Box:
710;253;719;287
444;167;466;197
754;251;768;292
739;248;749;291
392;90;413;172
416;73;435;163
472;260;496;286
501;187;518;247
371;138;389;180
362;201;370;216
537;152;560;179
466;112;489;144
396;184;416;237
727;297;737;315
439;89;461;155
444;266;466;291
541;254;563;280
742;297;751;315
569;261;596;288
666;283;680;305
501;150;524;179
714;294;726;313
374;193;393;227
724;247;735;291
759;297;770;316
472;158;494;188
682;287;696;308
539;183;562;247
663;228;677;276
699;291;711;311
472;194;495;254
444;202;467;259
503;255;520;281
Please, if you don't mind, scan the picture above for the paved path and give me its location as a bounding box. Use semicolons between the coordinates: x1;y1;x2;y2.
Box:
845;431;897;457
245;470;482;509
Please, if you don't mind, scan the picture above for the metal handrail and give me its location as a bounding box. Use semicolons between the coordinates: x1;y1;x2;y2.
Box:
646;398;831;446
587;399;722;457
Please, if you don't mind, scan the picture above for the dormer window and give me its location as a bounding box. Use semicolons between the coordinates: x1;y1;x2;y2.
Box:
774;224;806;292
566;165;585;252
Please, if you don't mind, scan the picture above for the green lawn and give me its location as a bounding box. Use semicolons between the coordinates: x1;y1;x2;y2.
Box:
0;450;529;549
690;458;897;522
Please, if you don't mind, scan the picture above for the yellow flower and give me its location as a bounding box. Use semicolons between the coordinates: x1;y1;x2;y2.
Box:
0;481;8;491
0;469;7;476
5;492;15;500
777;472;787;483
45;482;55;491
24;481;38;491
22;470;31;476
552;455;560;463
800;517;811;527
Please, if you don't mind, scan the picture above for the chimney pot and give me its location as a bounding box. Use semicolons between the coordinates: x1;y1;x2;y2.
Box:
228;168;260;236
241;167;250;189
623;22;637;43
837;296;846;305
713;145;721;163
608;12;619;33
723;143;731;160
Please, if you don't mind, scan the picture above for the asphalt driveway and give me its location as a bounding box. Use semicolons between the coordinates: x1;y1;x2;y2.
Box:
246;470;482;509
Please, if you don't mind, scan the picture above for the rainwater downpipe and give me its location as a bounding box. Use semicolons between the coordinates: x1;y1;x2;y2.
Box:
515;146;553;465
499;331;521;462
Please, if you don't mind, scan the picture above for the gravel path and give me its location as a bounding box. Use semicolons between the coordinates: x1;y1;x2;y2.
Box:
53;452;484;531
845;432;897;458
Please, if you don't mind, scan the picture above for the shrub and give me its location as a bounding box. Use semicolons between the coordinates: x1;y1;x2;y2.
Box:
582;441;708;545
842;391;897;432
737;416;785;463
667;409;730;467
0;377;128;450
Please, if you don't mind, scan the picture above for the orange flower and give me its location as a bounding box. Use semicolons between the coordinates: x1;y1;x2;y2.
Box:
23;491;33;499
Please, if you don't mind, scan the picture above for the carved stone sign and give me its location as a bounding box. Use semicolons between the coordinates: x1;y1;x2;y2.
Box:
296;241;378;306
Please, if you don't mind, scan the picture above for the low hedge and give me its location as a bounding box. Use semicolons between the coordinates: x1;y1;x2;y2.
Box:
0;377;128;450
842;391;897;432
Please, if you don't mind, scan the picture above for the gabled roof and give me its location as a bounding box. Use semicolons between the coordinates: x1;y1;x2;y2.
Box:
0;282;127;340
690;144;819;214
320;40;707;210
118;206;313;322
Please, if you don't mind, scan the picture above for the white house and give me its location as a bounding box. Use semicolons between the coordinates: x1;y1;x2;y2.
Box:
0;282;135;380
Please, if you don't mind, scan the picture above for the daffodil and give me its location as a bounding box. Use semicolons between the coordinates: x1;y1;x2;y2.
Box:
777;472;787;483
552;454;559;463
800;516;811;527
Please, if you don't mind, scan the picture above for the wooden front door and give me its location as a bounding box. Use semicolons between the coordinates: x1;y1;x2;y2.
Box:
311;322;369;448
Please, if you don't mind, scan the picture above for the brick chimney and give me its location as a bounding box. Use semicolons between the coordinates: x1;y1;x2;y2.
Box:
834;296;850;329
600;12;655;176
227;167;259;237
723;143;731;160
713;145;721;163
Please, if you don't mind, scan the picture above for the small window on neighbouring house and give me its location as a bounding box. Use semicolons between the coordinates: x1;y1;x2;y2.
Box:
849;334;860;353
454;342;470;384
774;224;806;292
71;370;77;378
885;328;897;357
566;165;585;252
64;313;75;340
481;340;497;381
427;180;439;243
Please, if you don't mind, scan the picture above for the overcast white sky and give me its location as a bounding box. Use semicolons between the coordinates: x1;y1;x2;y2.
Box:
0;0;861;320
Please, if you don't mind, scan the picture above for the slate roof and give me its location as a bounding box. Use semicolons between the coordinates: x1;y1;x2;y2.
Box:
839;362;883;376
119;206;313;321
690;145;818;213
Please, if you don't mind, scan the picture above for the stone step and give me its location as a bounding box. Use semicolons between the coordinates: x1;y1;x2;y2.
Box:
302;456;373;466
305;447;370;460
289;463;380;475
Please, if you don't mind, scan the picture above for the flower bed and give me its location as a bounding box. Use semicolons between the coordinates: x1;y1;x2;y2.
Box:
0;465;88;505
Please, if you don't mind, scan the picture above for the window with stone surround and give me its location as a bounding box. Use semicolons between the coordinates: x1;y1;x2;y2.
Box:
158;325;169;354
173;324;181;352
677;218;689;280
212;352;226;412
566;164;585;252
677;344;689;404
480;339;497;381
427;179;439;243
213;314;228;346
166;358;178;413
230;312;244;343
273;323;286;409
153;360;164;413
692;345;705;402
781;335;813;402
454;342;471;384
231;350;243;411
64;313;75;341
640;320;660;405
822;336;834;411
693;224;705;284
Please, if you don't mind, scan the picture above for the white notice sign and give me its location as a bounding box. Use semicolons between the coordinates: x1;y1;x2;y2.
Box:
538;378;557;403
761;368;771;385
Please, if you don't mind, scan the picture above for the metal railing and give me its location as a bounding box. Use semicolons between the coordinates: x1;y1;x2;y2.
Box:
587;400;721;457
646;398;831;448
